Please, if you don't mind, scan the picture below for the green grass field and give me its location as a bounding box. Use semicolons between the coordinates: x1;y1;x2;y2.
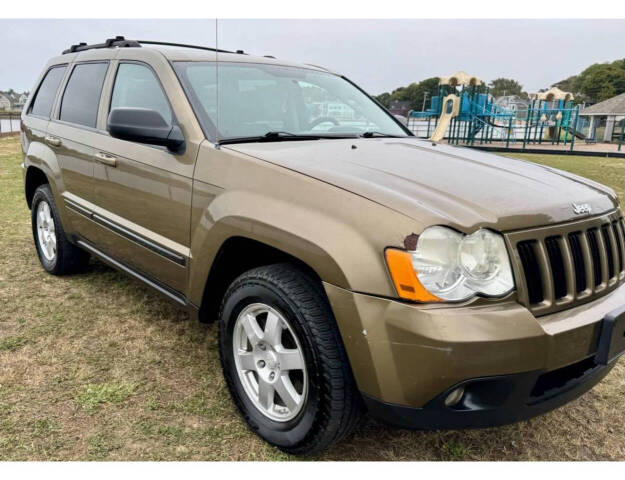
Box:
0;136;623;460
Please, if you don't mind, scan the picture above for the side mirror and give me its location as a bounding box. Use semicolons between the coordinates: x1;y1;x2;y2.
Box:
107;107;185;153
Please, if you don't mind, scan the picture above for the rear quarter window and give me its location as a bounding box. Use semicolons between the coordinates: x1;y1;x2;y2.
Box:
59;62;109;128
29;66;67;118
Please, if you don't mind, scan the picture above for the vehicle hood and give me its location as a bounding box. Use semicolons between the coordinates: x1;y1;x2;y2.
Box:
224;138;619;232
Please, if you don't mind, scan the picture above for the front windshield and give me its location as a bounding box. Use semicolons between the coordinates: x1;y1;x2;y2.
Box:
173;61;408;141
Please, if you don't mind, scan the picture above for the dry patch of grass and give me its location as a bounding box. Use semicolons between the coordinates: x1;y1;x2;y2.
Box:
0;136;623;460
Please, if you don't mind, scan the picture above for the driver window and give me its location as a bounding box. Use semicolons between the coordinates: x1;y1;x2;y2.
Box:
111;63;172;126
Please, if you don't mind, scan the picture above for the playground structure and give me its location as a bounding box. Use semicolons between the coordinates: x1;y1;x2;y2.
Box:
408;72;600;152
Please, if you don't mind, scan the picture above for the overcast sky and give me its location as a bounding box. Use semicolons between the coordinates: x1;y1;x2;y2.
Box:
2;19;624;95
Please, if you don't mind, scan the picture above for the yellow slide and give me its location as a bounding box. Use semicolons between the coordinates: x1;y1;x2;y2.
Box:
430;94;460;142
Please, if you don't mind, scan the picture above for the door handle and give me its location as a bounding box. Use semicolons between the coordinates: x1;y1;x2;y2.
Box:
45;135;62;147
94;152;117;167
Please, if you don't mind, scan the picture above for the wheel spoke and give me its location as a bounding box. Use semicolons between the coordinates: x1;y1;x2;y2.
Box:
240;313;263;346
38;209;46;225
274;374;300;412
46;242;54;259
257;378;274;410
236;351;256;371
277;348;303;371
263;311;282;346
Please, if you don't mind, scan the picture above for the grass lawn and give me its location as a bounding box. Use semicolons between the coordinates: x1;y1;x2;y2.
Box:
501;153;625;206
0;135;623;460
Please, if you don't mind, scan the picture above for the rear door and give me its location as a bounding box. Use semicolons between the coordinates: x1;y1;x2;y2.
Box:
22;64;68;154
89;61;196;294
46;61;109;241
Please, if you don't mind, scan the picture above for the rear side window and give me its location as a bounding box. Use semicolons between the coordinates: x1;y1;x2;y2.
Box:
110;63;172;125
29;66;67;118
59;63;109;128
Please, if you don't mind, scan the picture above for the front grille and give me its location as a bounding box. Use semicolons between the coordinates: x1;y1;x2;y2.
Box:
507;212;625;316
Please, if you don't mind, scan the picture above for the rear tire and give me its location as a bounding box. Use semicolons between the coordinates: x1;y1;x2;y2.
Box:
219;263;363;455
31;184;90;275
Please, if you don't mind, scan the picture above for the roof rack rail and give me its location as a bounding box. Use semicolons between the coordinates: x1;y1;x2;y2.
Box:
136;40;238;55
62;36;141;55
62;36;245;56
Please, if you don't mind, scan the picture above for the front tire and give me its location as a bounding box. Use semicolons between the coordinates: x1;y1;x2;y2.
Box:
31;184;89;275
219;263;363;455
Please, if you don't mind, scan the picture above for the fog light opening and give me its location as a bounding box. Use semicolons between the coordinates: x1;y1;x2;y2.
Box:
444;386;465;407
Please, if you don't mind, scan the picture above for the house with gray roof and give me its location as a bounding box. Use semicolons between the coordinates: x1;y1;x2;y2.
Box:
0;90;29;111
0;93;11;111
579;92;625;142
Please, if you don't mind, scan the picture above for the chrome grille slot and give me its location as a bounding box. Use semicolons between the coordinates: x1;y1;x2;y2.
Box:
601;224;615;280
611;221;623;273
517;241;544;304
506;211;624;316
545;236;567;300
586;228;602;287
568;232;587;293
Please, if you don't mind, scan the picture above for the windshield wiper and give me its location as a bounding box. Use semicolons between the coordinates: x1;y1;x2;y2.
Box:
263;131;298;139
218;131;354;145
360;131;403;138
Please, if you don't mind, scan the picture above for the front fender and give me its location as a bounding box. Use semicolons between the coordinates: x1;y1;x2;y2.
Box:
187;195;353;305
187;144;421;306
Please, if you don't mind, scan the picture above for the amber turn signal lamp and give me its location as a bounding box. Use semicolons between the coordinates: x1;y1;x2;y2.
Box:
385;248;442;302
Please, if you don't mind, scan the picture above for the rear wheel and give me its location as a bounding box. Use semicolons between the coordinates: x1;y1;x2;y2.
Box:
219;263;363;455
31;184;89;275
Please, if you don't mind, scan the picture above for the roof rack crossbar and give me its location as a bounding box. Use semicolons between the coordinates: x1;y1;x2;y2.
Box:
62;36;141;55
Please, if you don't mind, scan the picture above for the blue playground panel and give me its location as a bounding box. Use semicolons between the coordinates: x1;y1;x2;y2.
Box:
407;88;584;149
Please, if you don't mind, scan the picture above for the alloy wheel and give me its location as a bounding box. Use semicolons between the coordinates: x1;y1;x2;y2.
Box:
232;303;308;422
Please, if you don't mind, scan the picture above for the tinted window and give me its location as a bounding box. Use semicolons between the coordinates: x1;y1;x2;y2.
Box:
111;63;172;125
59;63;108;128
30;66;67;118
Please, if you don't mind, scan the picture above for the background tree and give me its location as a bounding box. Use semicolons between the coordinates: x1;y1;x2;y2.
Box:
573;61;625;103
552;75;577;94
375;92;391;108
488;78;527;98
376;77;439;111
408;77;440;110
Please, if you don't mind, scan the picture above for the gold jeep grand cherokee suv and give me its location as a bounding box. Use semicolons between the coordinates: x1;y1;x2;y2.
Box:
21;36;625;455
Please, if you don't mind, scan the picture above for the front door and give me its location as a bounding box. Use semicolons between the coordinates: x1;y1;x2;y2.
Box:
89;61;196;295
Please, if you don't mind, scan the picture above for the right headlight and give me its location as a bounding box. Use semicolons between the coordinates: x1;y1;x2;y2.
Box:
385;226;515;302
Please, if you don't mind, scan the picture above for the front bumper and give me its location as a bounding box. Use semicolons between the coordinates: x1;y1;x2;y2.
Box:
324;281;625;428
362;355;616;429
